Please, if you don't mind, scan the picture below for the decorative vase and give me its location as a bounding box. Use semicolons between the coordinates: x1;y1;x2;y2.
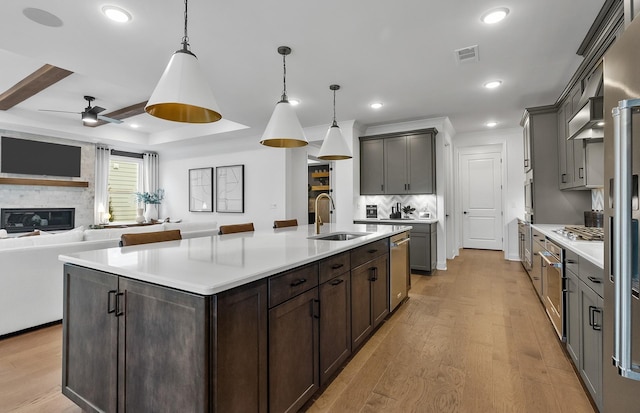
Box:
144;204;158;223
135;208;145;224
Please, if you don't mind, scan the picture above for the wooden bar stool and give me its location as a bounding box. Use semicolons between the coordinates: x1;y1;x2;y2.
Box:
218;222;255;235
273;219;298;228
120;229;182;247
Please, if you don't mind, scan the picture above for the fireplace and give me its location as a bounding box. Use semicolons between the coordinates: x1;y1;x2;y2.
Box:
1;208;75;233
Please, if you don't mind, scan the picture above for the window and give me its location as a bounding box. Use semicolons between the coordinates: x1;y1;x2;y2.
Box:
108;156;142;222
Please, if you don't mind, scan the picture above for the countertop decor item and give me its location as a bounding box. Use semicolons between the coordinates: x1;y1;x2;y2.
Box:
318;84;352;160
260;46;307;148
401;205;415;218
145;0;222;123
135;189;165;205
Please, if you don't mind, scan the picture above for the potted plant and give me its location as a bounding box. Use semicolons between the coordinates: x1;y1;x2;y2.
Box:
401;205;416;219
135;189;165;223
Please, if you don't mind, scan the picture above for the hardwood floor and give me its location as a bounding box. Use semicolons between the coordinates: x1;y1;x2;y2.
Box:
0;249;594;413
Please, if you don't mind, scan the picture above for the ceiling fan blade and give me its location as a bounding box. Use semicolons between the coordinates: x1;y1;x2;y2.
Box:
89;106;106;115
97;115;124;124
38;109;80;114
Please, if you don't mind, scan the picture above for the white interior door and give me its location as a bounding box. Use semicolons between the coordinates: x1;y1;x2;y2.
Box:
460;151;503;250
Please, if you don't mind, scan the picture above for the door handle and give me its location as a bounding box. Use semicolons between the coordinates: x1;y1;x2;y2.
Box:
561;173;567;183
579;167;584;179
115;292;125;317
330;278;345;286
107;290;117;314
331;263;344;270
290;278;307;287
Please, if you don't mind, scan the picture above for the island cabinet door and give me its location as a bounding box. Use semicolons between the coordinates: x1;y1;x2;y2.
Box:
351;254;390;350
319;272;351;386
370;255;390;329
118;277;210;413
269;287;320;413
63;264;119;413
214;280;268;413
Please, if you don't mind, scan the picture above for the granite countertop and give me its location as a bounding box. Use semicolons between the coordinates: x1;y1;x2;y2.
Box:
531;224;604;269
354;218;439;224
59;223;410;296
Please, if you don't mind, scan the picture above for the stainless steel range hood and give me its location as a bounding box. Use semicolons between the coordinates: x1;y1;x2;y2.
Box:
567;66;604;140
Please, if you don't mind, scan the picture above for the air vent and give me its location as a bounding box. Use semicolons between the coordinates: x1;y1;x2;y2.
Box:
454;45;479;64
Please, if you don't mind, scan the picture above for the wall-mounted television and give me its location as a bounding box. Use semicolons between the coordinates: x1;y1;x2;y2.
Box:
0;137;81;177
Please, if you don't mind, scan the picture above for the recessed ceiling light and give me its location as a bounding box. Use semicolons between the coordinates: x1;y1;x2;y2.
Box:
370;102;383;109
481;7;509;24
130;123;140;129
23;8;63;27
486;121;498;128
289;99;300;106
484;80;502;89
102;6;132;23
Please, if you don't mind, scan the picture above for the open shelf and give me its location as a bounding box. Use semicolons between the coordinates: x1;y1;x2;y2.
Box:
311;171;329;178
311;185;330;191
0;177;89;188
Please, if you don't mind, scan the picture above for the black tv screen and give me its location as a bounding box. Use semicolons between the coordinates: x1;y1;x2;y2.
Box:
1;137;81;177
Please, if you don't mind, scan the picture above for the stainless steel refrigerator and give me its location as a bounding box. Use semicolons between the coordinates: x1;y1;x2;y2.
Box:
604;12;640;411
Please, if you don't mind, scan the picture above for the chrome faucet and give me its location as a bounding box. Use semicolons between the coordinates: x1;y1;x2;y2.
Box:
314;193;335;234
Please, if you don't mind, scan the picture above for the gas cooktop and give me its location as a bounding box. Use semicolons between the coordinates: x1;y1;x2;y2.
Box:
554;225;604;241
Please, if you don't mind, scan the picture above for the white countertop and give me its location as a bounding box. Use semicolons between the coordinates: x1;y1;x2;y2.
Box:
531;224;604;269
354;218;438;224
59;223;411;296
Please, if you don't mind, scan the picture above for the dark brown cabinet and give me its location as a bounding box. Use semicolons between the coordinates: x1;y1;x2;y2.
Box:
319;270;351;385
269;286;319;413
214;280;268;413
63;264;209;413
350;254;389;350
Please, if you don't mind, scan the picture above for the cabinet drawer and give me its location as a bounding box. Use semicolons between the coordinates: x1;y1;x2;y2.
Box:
269;264;319;308
579;257;604;298
319;252;350;284
565;249;579;275
351;238;389;268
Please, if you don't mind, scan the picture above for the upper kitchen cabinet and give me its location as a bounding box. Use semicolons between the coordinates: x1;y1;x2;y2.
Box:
360;128;437;195
521;106;591;224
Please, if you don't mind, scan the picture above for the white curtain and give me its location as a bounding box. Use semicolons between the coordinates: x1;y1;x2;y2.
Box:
143;152;160;208
95;145;110;224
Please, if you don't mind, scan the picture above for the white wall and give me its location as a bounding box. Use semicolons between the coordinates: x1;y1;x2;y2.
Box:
452;127;524;261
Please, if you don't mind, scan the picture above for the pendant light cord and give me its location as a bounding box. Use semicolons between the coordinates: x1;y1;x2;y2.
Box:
281;53;288;102
332;88;337;126
181;0;190;50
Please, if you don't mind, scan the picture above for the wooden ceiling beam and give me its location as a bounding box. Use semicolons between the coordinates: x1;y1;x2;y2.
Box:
0;64;73;110
88;101;148;127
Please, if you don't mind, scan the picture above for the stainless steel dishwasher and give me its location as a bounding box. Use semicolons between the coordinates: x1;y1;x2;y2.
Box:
390;231;411;311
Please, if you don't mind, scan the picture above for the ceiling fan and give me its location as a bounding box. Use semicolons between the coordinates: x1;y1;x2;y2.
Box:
39;95;123;125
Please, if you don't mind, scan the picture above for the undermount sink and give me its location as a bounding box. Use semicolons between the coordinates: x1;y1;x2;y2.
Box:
308;232;370;241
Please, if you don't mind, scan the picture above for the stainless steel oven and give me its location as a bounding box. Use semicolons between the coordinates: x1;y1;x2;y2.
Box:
541;239;564;340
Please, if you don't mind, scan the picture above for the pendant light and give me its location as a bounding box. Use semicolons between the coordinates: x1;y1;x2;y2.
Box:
145;0;221;123
318;84;352;160
260;46;308;148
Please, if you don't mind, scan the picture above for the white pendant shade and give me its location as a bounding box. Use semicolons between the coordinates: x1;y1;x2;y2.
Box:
260;101;308;147
145;50;222;123
318;124;352;160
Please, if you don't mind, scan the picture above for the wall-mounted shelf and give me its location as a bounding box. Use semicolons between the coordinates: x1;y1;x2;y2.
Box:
0;177;89;188
311;171;329;178
311;185;330;191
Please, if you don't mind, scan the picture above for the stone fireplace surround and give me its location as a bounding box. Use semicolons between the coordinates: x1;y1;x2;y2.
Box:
1;208;75;233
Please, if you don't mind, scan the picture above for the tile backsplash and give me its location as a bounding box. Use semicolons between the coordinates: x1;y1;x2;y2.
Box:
358;194;436;219
591;188;604;211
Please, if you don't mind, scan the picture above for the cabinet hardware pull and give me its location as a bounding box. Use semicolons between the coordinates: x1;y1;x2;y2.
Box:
381;184;384;191
579;167;584;179
561;173;567;183
369;267;378;282
290;278;307;287
330;278;344;286
368;249;377;254
107;290;117;314
524;159;529;168
567;259;577;264
331;263;344;270
115;292;125;317
587;276;602;284
313;299;320;319
593;307;602;331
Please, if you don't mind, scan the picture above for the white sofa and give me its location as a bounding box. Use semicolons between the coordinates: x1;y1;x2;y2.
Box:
0;221;218;336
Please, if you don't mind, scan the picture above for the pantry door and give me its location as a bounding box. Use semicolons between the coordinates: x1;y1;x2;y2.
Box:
460;149;503;250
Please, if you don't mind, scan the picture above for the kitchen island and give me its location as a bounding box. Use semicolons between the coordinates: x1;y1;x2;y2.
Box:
59;223;410;413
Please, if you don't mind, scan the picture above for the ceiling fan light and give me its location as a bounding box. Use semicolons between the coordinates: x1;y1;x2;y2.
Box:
260;101;308;147
318;124;352;160
145;50;222;123
82;111;97;123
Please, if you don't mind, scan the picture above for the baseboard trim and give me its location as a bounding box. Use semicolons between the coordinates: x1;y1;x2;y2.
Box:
0;320;62;341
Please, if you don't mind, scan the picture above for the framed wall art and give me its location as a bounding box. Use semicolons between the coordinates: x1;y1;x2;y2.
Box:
216;165;244;213
189;167;213;212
